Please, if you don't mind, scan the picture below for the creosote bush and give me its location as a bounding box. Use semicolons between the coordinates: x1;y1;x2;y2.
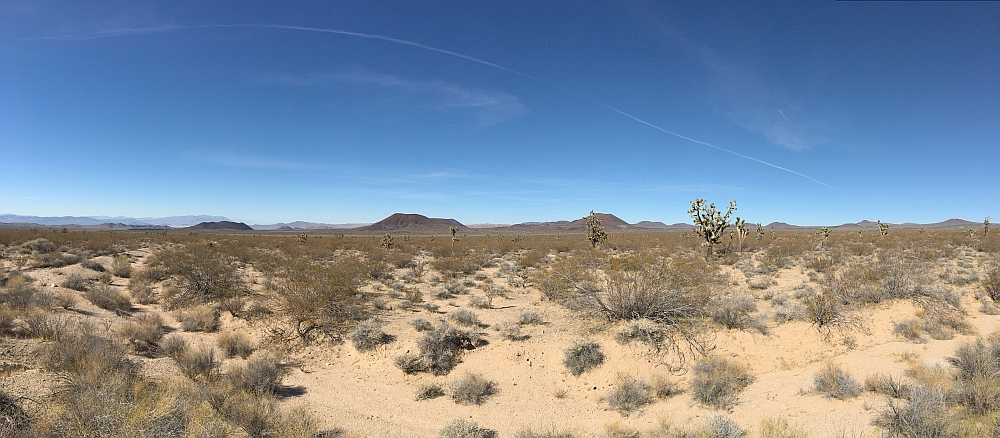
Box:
691;356;754;409
60;273;88;291
224;350;284;394
397;322;484;376
448;309;482;327
119;312;164;355
563;341;605;376
109;254;133;278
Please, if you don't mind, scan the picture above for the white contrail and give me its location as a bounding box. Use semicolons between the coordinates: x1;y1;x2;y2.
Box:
36;23;835;189
778;109;794;126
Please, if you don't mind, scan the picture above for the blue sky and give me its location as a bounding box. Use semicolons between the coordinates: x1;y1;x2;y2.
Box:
2;1;997;226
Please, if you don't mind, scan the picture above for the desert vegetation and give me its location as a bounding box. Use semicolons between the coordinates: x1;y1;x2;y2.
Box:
0;215;998;436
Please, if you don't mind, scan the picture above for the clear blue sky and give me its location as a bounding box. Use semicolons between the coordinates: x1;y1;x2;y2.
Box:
2;1;997;226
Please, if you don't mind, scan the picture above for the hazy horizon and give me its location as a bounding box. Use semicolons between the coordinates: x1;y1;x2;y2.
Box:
2;2;997;225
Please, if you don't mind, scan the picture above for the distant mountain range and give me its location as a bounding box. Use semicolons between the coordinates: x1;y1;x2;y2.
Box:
0;213;985;233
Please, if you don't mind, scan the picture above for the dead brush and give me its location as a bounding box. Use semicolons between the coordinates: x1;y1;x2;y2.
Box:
119;312;165;355
690;356;754;409
813;362;862;399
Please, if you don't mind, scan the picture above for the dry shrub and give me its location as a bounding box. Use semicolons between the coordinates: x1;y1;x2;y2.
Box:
985;262;1000;302
177;305;220;332
25;312;70;341
469;295;492;309
81;259;105;272
563;341;605;376
20;238;56;253
55;289;76;309
712;293;767;334
448;309;482;327
207;388;318;438
0;391;31;438
434;256;482;278
495;322;528;341
219;330;256;358
176;345;220;380
517;310;544;325
128;276;157;305
439;418;497;438
873;386;949;438
225;350;284;394
813;363;862;399
690;356;754;409
606;375;652;415
705;415;747;438
449;372;497;405
398;322;484;376
865;373;911;399
894;319;926;343
61;273;88;291
119;312;164;355
161;334;189;359
757;417;808;438
85;283;132;313
350;318;392;351
416;382;445;400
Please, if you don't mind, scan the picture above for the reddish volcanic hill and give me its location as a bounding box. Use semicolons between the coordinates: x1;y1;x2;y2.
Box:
355;213;466;233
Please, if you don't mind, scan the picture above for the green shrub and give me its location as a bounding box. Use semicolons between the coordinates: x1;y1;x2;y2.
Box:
813;363;862;399
563;341;605;376
607;375;652;415
691;356;754;409
152;243;249;307
268;257;368;342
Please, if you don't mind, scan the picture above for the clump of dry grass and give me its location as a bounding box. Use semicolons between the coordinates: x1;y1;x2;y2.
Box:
813;363;862;399
225;350;284;394
119;312;165;355
60;273;88;291
109;254;133;278
606;374;652;415
218;330;256;358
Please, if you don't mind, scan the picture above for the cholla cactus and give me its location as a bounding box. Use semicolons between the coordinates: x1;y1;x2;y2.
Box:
734;217;749;252
985;217;991;236
297;233;308;245
585;211;608;248
688;199;737;259
755;223;765;242
512;235;523;243
381;233;394;250
877;220;889;237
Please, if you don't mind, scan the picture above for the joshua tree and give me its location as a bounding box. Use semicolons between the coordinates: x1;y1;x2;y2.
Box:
585;211;608;248
755;223;765;242
450;226;459;253
688;199;737;260
858;228;863;238
985;217;991;236
734;217;749;252
818;226;831;246
297;233;308;245
381;233;394;250
877;220;889;237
